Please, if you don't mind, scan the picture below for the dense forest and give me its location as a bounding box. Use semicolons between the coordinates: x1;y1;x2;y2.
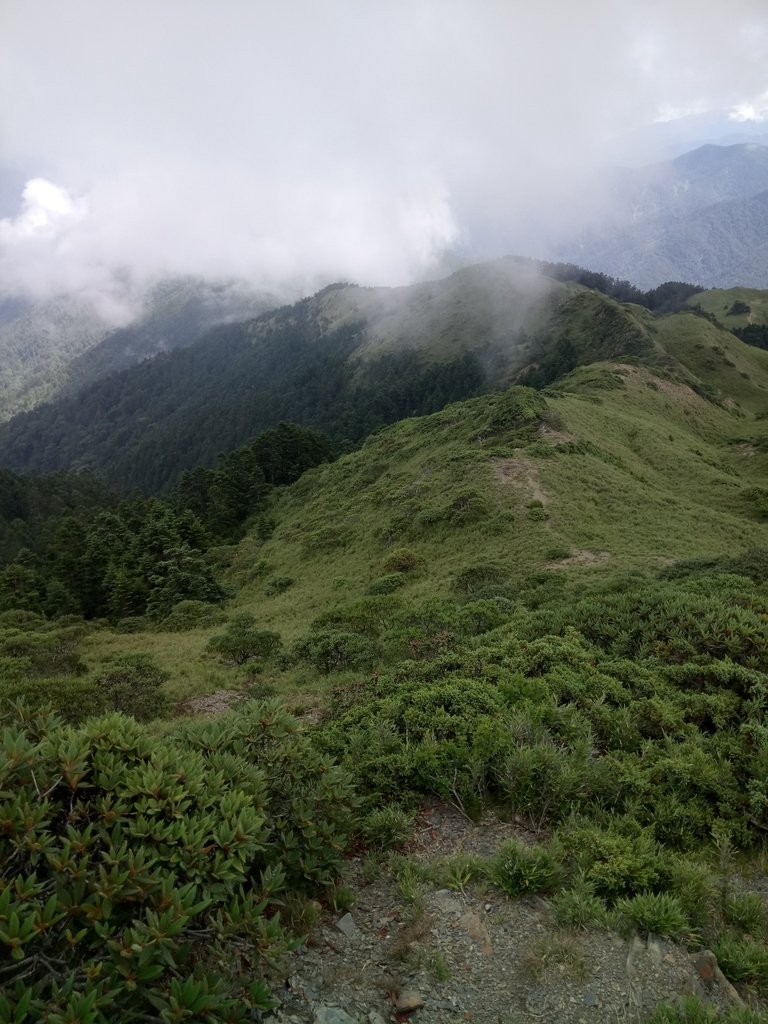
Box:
0;422;330;621
0;313;486;493
537;261;703;312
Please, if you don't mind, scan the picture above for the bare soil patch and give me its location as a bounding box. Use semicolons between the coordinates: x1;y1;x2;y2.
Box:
548;549;612;570
493;457;548;507
176;688;246;716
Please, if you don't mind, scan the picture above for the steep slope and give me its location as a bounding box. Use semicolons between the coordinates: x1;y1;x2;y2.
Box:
571;189;768;289
0;260;580;492
604;143;768;221
0;296;113;418
2;258;764;498
61;277;276;395
653;310;768;414
0;277;275;420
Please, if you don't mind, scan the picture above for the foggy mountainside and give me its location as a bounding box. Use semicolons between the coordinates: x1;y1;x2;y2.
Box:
7;3;768;1023
0;260;709;494
0;276;276;420
557;144;768;287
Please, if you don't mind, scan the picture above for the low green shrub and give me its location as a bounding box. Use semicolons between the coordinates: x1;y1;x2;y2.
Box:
551;879;610;929
362;805;416;851
724;891;768;937
265;575;294;596
453;562;509;595
367;572;407;595
528;503;550;522
160;599;227;631
713;933;768;992
0;675;100;724
0;623;87;679
113;615;150;633
495;737;594;825
173;700;359;891
207;615;283;665
546;546;571;560
445;489;488;525
0;647;169;724
664;857;717;930
381;548;422;573
491;839;563;897
292;629;381;673
0;700;358;1022
559;824;665;901
91;653;170;721
614;891;691;939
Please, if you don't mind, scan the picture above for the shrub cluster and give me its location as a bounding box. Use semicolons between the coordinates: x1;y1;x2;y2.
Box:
206;613;282;665
0;700;357;1022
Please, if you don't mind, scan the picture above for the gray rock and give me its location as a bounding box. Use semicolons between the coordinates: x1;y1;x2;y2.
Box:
368;1013;387;1024
583;987;599;1007
647;934;666;965
431;890;463;916
335;913;360;939
313;1008;358;1024
395;990;425;1012
457;910;493;954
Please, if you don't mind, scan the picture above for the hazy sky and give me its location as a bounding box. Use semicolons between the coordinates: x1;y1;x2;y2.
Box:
2;0;768;308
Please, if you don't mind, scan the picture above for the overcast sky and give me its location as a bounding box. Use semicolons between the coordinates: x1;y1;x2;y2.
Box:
2;0;768;309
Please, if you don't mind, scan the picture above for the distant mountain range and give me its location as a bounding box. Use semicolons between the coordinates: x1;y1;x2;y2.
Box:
556;143;768;288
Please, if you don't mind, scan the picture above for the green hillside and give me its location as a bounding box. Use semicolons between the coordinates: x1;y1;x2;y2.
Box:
0;278;275;421
0;260;568;492
654;309;768;414
0;260;722;494
5;264;768;1020
691;286;768;328
222;361;768;644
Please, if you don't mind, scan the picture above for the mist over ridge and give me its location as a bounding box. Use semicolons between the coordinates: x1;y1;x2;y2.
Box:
3;0;768;311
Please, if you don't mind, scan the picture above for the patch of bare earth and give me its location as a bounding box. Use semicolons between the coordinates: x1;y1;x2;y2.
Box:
537;424;574;445
548;549;611;570
734;443;759;457
270;802;757;1024
493;457;548;507
176;689;245;716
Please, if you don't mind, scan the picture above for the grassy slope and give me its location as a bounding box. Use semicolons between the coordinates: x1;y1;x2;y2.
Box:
86;363;766;702
690;286;768;327
232;365;765;631
81;300;768;701
653;310;768;414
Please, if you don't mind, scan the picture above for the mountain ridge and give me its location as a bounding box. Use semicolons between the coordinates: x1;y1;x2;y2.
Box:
556;143;768;288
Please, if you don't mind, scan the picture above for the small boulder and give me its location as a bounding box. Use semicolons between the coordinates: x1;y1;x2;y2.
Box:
395;991;425;1013
335;912;360;939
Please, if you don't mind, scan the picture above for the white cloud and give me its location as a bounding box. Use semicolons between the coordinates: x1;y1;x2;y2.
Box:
1;0;768;305
0;178;86;244
729;92;768;121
